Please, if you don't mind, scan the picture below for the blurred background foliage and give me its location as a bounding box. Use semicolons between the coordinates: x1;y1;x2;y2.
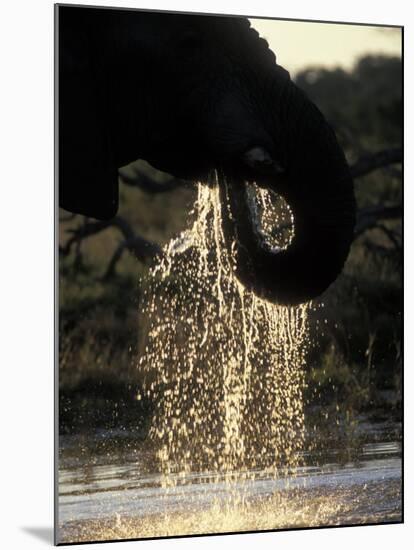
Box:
59;54;402;436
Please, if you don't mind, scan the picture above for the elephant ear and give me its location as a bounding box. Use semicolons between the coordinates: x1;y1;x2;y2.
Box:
58;6;118;220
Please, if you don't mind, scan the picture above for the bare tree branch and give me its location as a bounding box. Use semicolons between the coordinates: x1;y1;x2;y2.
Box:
364;240;402;261
59;212;78;223
119;165;188;194
103;235;163;279
103;241;128;280
350;148;402;179
355;204;402;237
60;215;162;268
376;224;401;249
60;219;114;255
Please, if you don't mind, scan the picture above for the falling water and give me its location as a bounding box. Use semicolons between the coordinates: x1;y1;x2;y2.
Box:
138;176;310;490
57;176;402;543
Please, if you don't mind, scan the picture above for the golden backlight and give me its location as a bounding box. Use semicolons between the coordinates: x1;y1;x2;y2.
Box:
250;19;402;74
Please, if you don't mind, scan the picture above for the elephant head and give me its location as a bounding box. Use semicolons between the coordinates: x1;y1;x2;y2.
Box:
59;7;355;305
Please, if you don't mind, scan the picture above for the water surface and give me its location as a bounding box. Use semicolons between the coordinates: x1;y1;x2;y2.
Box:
58;414;402;544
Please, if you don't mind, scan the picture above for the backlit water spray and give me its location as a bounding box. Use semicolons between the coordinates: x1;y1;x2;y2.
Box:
137;176;313;532
58;177;402;544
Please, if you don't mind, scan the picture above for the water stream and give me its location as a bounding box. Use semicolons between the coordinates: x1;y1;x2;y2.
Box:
58;181;402;543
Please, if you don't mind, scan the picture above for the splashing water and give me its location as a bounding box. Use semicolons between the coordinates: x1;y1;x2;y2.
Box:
57;177;402;544
138;176;310;499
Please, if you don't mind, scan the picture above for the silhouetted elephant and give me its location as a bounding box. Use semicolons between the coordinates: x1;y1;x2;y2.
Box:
58;6;355;305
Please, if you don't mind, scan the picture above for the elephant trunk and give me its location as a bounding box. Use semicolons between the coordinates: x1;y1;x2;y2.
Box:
220;75;356;305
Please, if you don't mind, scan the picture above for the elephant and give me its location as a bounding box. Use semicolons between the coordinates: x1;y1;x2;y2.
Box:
58;6;356;305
